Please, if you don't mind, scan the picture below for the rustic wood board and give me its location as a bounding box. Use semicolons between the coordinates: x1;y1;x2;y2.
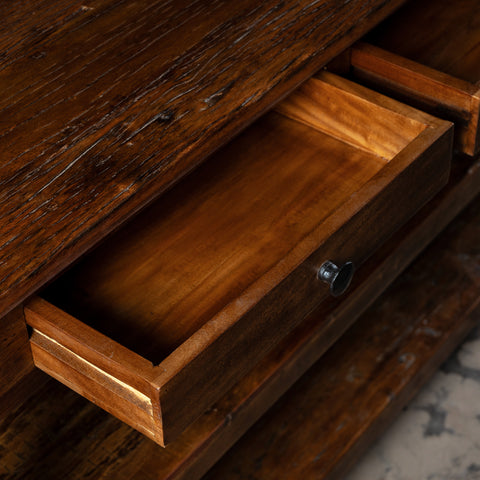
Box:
0;0;406;320
0;156;479;479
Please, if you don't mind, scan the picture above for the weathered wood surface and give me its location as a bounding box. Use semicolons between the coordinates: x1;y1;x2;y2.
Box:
1;156;478;479
0;0;406;320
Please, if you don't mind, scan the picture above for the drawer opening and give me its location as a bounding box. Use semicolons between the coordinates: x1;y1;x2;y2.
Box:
26;71;451;445
40;73;427;366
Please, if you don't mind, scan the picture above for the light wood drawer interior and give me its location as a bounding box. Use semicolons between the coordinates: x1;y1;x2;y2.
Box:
24;71;452;446
343;0;480;156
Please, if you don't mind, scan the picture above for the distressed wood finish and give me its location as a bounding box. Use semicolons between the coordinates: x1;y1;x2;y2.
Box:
0;0;407;321
1;157;479;479
24;72;451;446
348;0;480;155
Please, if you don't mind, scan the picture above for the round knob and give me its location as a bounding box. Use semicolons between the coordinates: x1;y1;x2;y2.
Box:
318;260;354;297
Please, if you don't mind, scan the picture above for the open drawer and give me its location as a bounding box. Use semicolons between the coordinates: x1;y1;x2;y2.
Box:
24;71;452;446
346;0;480;156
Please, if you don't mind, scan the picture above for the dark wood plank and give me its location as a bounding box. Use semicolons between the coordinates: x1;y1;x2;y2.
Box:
1;155;478;479
0;0;406;320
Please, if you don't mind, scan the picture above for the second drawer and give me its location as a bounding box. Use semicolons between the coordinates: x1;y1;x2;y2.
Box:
347;0;480;156
25;71;452;446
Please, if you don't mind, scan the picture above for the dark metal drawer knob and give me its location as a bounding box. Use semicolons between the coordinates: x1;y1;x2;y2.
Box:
318;260;354;297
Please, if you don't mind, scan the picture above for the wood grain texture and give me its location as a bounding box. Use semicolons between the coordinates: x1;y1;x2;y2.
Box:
0;0;407;320
28;72;451;445
26;297;164;443
0;369;48;425
151;156;480;480
30;329;157;440
42;72;442;364
276;73;427;158
1;156;479;480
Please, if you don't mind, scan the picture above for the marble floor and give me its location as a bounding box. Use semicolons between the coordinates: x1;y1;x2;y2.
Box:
346;324;480;480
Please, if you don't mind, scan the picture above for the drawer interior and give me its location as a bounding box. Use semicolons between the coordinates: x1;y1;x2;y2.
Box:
42;75;426;365
28;71;451;445
367;0;480;84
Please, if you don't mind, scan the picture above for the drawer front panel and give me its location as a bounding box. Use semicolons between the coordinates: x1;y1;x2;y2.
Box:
30;328;156;440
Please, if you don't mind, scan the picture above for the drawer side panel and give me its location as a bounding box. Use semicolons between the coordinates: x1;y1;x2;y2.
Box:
30;329;163;445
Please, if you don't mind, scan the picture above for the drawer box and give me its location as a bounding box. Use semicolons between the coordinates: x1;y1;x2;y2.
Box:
346;0;480;156
24;71;452;446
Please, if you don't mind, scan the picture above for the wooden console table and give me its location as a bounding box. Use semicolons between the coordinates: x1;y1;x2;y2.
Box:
0;0;479;477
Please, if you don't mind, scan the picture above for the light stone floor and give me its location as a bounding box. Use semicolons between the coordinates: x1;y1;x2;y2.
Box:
346;324;480;480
